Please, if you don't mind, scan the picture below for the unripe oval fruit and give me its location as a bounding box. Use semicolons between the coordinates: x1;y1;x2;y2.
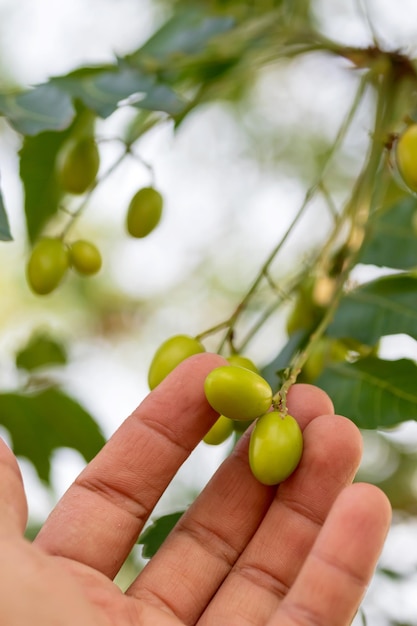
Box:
204;365;272;421
26;238;69;295
148;334;205;390
249;411;303;485
227;354;259;374
69;240;102;275
302;337;348;383
395;124;417;193
126;187;163;238
286;279;323;336
203;415;234;445
57;137;100;194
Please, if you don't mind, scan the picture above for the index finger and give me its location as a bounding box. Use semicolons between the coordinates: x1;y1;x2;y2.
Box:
34;352;226;578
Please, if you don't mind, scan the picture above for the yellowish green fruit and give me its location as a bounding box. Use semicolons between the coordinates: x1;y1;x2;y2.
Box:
69;240;102;275
27;238;69;295
126;187;163;238
204;365;272;421
57;136;100;194
203;415;234;445
286;278;323;335
249;411;303;485
227;354;259;374
148;334;205;389
302;337;348;383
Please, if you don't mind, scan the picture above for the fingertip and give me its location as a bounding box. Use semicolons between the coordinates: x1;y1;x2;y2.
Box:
342;482;392;532
302;414;363;480
286;383;335;429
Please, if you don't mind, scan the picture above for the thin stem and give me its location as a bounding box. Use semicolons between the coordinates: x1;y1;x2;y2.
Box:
237;271;303;352
319;181;339;222
208;73;368;353
355;0;380;47
195;320;233;342
277;65;396;413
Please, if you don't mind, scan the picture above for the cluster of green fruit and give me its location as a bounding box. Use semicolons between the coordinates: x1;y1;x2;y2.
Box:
26;134;164;295
148;334;303;486
26;238;102;295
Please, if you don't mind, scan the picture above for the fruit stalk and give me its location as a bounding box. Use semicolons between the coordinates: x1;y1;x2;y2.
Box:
276;64;398;413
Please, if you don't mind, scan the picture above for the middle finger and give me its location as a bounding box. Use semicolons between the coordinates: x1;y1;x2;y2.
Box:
127;385;337;624
198;411;362;625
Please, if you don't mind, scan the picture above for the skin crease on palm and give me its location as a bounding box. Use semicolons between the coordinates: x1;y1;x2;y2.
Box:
0;353;391;626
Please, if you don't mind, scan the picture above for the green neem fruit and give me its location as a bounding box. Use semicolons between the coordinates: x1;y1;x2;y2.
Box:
69;240;102;275
148;334;205;389
126;187;163;238
286;279;323;336
27;238;69;295
396;124;417;193
204;365;272;421
203;415;234;445
57;136;100;194
301;337;348;383
227;354;259;374
249;411;303;485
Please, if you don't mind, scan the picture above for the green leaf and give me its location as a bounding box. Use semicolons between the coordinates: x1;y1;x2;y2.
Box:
0;387;106;483
132;9;235;63
16;333;67;372
360;196;417;269
52;65;153;119
316;357;417;429
131;83;187;116
52;64;186;118
327;274;417;346
137;510;185;558
24;522;43;541
0;184;12;241
0;83;75;135
19;130;65;243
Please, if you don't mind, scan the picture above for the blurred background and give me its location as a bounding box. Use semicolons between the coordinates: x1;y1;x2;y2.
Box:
1;0;417;623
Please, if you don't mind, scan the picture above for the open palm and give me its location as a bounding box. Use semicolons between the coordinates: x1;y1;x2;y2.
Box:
0;354;390;625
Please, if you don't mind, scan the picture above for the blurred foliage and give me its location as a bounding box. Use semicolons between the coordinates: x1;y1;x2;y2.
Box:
15;332;67;372
0;0;417;493
0;3;417;621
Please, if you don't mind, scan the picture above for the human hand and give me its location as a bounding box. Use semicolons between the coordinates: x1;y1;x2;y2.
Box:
0;353;391;625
